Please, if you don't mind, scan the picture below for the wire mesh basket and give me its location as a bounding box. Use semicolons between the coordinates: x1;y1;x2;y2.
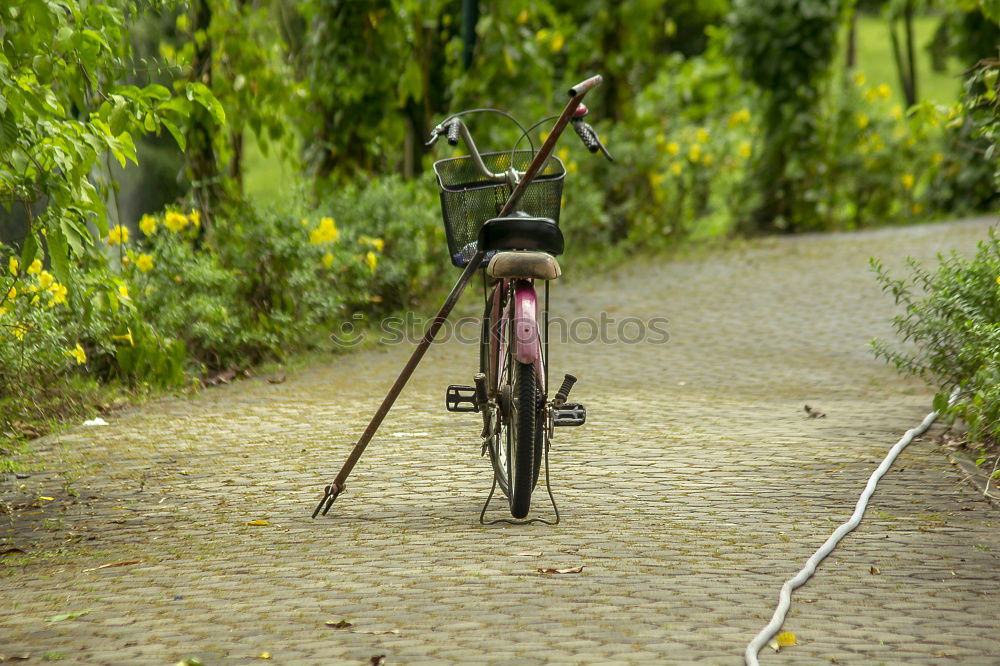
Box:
433;150;565;267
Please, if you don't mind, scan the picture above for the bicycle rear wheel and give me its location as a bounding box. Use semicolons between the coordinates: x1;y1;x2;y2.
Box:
482;281;544;518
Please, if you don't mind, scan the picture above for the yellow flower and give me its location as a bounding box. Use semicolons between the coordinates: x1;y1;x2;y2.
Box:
931;152;944;166
854;71;867;87
164;211;189;232
649;172;664;189
550;32;564;53
688;143;702;163
139;214;157;235
517;9;529;24
738;141;752;159
108;225;129;245
666;141;680;156
300;218;310;227
877;83;891;100
38;271;54;289
67;343;86;365
996;275;1000;286
891;105;903;121
864;88;878;102
12;325;26;340
365;251;377;272
322;252;334;268
112;329;135;346
189;209;201;228
8;257;18;276
702;152;715;167
695;127;710;144
558;147;570;163
0;306;6;316
27;259;42;274
856;113;869;130
48;282;68;305
118;284;129;299
136;253;154;272
901;173;915;190
728;108;751;127
310;217;339;245
7;286;16;300
670;162;682;176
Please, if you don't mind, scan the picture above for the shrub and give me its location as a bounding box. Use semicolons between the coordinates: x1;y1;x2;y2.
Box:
871;231;1000;446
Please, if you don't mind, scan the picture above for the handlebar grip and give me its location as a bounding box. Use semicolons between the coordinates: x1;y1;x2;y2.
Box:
572;120;600;154
568;74;603;98
446;121;460;146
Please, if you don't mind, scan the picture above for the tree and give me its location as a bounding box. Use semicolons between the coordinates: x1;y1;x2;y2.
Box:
0;0;214;287
728;0;844;233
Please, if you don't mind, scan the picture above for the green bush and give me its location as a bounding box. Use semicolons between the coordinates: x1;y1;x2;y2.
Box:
871;231;1000;446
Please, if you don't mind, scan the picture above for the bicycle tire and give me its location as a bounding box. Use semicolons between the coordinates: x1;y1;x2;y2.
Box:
509;359;540;518
481;281;544;518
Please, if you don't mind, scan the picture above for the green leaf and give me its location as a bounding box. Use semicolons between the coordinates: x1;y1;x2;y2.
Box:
160;118;186;151
186;82;226;126
47;609;92;622
19;232;38;268
47;228;70;285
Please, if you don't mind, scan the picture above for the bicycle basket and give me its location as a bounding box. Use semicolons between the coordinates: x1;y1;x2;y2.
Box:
433;150;565;267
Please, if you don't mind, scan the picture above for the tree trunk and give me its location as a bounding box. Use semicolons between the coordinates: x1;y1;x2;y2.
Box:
187;0;219;228
229;128;244;197
904;0;917;104
846;7;857;70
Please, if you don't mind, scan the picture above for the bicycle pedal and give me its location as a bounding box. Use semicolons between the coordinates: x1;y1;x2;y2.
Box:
554;402;586;426
446;385;479;413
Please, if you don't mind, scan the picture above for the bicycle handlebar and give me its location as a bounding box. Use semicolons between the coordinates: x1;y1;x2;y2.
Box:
428;74;609;187
568;74;603;98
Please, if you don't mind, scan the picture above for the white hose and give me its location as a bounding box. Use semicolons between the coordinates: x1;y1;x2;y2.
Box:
744;389;959;665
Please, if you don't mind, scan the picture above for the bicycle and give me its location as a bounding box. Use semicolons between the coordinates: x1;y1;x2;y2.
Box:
432;77;612;523
312;75;610;523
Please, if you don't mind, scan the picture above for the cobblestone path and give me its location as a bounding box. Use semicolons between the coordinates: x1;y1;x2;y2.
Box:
3;218;999;665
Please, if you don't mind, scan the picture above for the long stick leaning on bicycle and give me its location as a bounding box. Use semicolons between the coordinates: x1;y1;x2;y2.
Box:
313;74;612;523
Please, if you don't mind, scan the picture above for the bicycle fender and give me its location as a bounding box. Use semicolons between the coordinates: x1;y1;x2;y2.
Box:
512;281;540;368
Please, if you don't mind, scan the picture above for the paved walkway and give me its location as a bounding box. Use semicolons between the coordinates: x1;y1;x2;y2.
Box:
3;218;999;665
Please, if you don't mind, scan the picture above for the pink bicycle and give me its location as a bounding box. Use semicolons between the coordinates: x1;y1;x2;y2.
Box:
312;75;610;523
431;77;613;523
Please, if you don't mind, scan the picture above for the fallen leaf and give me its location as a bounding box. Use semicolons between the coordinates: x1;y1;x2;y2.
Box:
804;404;826;418
514;552;542;557
768;639;779;652
246;520;270;526
46;609;92;622
82;560;142;573
325;620;353;629
266;374;286;384
39;496;54;501
869;565;881;575
776;632;797;647
536;566;584;574
370;656;386;666
174;660;204;666
0;655;31;662
258;653;271;660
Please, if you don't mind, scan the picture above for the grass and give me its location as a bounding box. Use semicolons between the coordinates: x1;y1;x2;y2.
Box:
854;13;964;106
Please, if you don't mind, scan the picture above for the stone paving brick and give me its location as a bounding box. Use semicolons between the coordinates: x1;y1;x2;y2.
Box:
2;218;999;664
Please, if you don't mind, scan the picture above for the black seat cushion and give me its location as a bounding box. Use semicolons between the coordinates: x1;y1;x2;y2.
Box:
477;217;564;255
